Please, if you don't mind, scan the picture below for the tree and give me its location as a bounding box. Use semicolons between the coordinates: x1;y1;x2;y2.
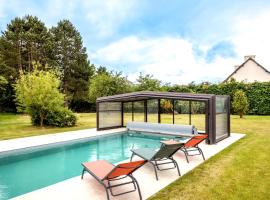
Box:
0;76;8;91
50;20;93;107
89;72;132;102
162;100;173;113
0;75;9;111
136;73;161;91
0;15;52;74
14;64;65;126
0;16;52;112
0;58;17;112
232;90;249;118
96;66;110;75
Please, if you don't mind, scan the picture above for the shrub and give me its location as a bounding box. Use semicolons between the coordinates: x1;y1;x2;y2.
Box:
14;64;77;127
232;90;249;118
45;108;77;127
161;100;173;113
30;107;77;127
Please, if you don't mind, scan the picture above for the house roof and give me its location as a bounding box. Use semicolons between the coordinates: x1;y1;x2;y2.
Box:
96;91;218;103
223;57;270;82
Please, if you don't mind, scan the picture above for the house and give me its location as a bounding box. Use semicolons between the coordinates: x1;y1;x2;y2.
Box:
224;55;270;83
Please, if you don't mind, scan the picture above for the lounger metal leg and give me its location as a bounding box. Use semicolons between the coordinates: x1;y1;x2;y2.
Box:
107;179;114;196
150;162;158;180
155;160;160;170
132;175;143;200
183;149;189;163
172;158;181;176
107;175;139;198
130;175;137;190
103;182;110;200
81;168;85;179
198;147;205;160
130;152;134;161
105;189;110;200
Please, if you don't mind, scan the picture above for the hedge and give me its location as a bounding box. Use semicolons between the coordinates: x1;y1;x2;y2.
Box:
170;81;270;115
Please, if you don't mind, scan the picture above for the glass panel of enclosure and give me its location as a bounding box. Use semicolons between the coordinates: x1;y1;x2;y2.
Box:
147;99;158;123
123;102;133;126
191;101;206;131
216;96;229;140
133;101;145;122
160;99;173;124
98;102;122;129
174;100;190;125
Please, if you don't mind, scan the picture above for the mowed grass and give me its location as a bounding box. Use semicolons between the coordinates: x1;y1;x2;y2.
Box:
0;113;270;199
0;113;96;140
149;115;270;200
0;113;204;140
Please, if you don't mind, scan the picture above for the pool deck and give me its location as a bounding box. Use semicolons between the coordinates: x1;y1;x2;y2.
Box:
0;129;245;200
0;128;126;154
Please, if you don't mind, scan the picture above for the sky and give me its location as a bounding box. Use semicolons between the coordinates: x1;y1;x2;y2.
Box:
1;0;270;84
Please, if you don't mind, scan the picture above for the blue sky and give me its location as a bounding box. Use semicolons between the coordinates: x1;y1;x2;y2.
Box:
1;0;270;83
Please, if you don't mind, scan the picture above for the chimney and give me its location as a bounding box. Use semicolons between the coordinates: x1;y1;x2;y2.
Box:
244;55;256;61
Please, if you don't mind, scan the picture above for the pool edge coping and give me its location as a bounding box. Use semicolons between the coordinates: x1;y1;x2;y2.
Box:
0;128;127;155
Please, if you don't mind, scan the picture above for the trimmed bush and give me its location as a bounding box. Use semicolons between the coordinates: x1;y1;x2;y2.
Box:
31;107;77;127
45;108;77;127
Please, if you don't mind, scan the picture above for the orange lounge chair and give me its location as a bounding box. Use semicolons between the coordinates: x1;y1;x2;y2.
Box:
180;134;208;163
81;160;146;200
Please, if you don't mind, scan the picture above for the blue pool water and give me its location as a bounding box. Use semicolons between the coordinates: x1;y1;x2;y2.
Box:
0;131;178;200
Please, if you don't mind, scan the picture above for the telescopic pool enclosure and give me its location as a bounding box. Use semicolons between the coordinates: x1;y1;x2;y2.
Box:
96;91;230;144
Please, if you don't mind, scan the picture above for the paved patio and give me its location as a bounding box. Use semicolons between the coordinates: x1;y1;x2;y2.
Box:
2;129;245;200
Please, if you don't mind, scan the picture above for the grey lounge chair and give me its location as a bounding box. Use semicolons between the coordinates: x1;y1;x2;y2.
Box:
130;142;183;180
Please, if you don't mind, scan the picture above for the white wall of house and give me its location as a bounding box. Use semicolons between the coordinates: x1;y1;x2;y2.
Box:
229;59;270;83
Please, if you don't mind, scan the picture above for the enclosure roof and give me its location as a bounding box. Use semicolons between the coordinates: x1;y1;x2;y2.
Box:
96;91;216;103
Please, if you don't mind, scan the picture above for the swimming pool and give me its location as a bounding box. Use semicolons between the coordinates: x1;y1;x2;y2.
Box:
0;131;182;200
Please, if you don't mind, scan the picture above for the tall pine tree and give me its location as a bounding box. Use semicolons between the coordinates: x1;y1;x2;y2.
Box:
0;15;52;75
0;15;52;111
50;20;94;107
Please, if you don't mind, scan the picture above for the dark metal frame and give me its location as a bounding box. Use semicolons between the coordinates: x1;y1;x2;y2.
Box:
96;91;230;144
179;137;207;163
181;147;205;163
81;162;145;200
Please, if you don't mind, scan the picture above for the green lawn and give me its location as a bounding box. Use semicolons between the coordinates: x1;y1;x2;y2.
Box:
0;113;205;140
149;115;270;200
0;113;96;140
0;113;270;199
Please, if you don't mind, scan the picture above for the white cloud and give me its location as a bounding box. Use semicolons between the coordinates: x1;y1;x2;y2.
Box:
92;9;270;84
92;36;238;84
232;11;270;67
